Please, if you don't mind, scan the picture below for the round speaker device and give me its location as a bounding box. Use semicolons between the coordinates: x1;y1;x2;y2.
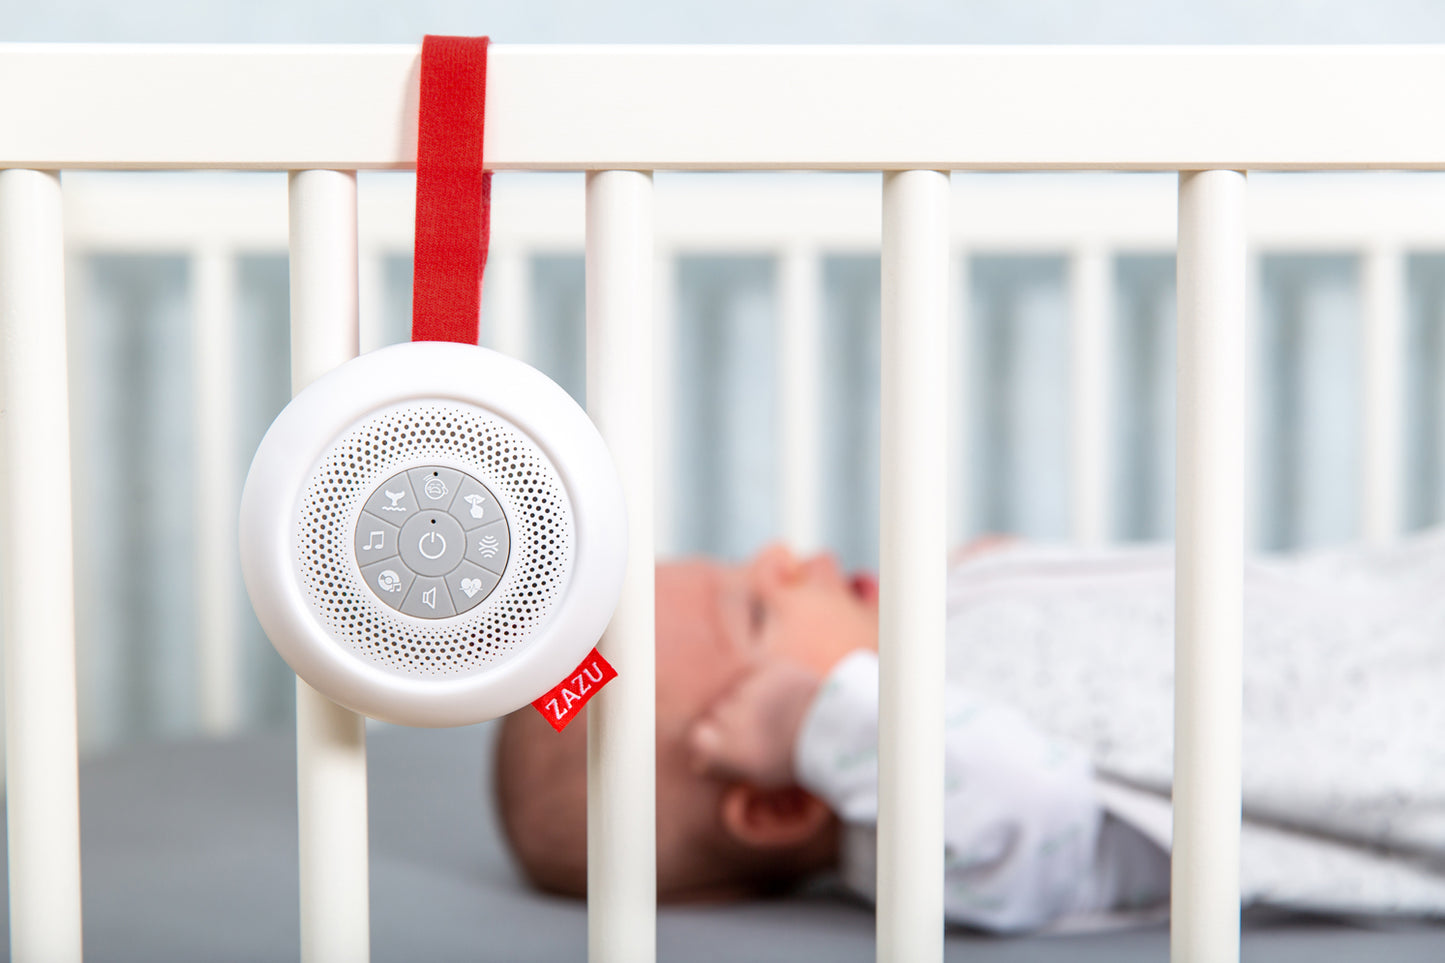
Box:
239;340;627;727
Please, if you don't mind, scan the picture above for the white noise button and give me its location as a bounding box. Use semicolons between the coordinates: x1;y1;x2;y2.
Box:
466;521;510;573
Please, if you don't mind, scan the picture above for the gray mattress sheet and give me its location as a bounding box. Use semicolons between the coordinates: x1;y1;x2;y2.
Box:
0;723;1440;962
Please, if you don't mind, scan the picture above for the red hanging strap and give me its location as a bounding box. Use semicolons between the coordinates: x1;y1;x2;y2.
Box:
414;36;616;730
413;35;492;345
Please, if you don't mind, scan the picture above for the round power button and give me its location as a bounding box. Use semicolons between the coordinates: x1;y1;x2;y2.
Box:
399;511;466;577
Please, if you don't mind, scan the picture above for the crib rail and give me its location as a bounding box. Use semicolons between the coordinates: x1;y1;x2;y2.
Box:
5;42;1444;963
8;46;1445;170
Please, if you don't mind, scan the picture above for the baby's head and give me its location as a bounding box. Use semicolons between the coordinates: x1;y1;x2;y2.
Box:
494;543;879;901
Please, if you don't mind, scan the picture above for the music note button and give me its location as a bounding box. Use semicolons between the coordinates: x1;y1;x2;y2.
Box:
353;513;400;562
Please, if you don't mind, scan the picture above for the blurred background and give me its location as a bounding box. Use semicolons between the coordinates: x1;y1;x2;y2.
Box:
9;0;1445;750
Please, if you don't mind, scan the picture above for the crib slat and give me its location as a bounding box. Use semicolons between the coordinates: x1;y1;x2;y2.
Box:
487;248;530;359
1244;253;1263;553
779;242;824;553
1361;245;1404;544
0;168;84;963
357;247;386;352
585;169;657;963
947;249;973;544
288;169;370;963
877;169;949;963
653;244;678;556
1173;170;1246;963
192;244;243;735
1070;244;1112;545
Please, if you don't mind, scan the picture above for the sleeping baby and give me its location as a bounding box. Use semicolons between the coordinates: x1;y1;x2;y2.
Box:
494;530;1445;932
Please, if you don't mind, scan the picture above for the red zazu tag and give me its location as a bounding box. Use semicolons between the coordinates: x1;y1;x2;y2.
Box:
532;647;617;732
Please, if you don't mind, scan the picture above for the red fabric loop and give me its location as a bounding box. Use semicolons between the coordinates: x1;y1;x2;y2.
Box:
412;35;492;345
415;37;617;727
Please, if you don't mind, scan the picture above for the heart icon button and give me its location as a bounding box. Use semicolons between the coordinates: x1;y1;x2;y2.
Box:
460;577;482;598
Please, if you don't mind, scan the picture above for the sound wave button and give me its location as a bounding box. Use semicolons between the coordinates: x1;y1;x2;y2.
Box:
465;521;510;574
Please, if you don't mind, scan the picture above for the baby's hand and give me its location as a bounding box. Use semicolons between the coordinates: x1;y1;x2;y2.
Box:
687;659;825;789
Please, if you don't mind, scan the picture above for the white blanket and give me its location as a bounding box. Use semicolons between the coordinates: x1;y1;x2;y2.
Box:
947;528;1445;917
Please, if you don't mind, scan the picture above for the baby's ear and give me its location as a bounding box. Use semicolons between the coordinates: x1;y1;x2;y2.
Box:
719;783;832;850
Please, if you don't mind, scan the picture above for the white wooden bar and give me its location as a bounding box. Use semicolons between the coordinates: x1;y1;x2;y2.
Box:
192;244;243;735
877;169;950;963
652;244;678;556
0;168;84;963
947;249;973;544
1243;253;1263;552
1437;291;1445;524
1361;244;1404;544
13;47;1445;170
585;169;657;963
357;247;386;353
779;242;824;553
1070;244;1112;545
288;169;370;963
60;248;97;757
1173;170;1246;963
487;248;530;359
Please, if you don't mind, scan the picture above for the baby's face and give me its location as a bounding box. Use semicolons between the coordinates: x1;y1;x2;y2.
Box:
655;543;879;741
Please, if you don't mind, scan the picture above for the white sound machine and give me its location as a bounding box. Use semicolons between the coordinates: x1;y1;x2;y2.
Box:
239;340;626;726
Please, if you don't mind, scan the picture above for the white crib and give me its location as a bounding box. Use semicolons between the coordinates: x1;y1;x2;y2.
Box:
3;44;1444;963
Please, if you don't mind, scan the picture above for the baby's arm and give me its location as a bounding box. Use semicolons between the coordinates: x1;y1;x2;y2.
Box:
797;652;1104;932
690;651;1105;933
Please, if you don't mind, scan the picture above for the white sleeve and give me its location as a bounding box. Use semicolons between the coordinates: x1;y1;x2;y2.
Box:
794;650;1107;933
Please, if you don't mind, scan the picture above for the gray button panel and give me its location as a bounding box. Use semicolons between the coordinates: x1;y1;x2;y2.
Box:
356;465;512;618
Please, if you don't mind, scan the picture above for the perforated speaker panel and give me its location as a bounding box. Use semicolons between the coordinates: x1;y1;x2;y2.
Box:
295;401;575;677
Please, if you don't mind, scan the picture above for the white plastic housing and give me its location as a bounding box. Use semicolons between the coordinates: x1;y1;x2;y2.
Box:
240;340;627;727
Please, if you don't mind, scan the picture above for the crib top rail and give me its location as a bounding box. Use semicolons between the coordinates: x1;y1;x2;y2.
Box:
3;44;1445;171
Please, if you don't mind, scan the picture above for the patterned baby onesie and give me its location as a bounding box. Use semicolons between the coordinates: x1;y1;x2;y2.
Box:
794;527;1445;929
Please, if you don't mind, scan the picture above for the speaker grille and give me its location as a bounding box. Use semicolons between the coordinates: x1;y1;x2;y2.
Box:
295;401;574;677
